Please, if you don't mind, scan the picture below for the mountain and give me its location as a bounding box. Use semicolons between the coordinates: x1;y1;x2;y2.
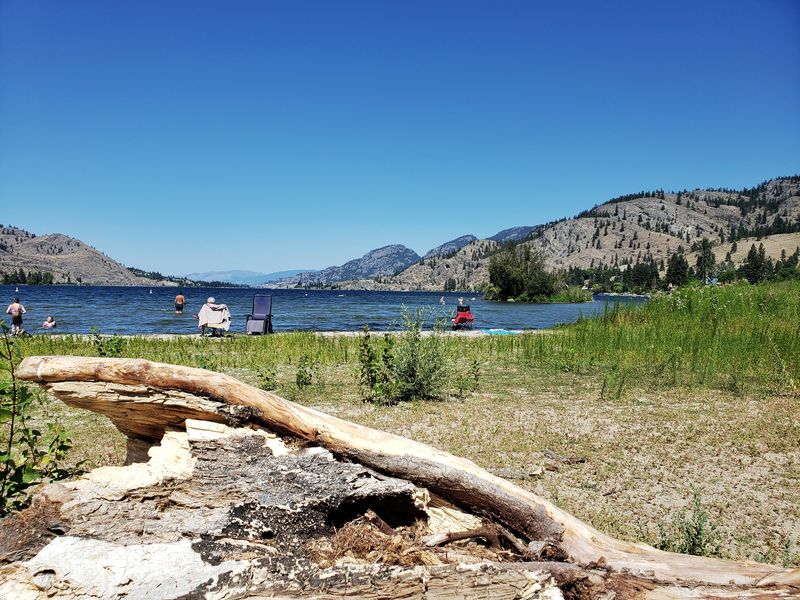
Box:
0;226;163;286
275;245;421;287
487;226;537;244
184;269;311;286
5;176;798;291
336;176;800;291
423;235;478;259
523;177;800;273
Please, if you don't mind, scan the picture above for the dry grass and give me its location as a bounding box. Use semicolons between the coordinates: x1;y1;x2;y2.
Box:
310;367;800;567
43;356;798;567
308;517;441;567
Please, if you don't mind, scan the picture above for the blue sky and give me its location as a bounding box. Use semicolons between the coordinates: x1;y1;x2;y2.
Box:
1;0;799;275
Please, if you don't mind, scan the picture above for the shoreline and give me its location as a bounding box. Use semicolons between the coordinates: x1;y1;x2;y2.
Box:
35;328;534;340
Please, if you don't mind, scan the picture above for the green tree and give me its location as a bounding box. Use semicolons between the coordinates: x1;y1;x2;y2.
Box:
695;238;716;282
488;246;556;301
738;243;771;284
665;253;690;287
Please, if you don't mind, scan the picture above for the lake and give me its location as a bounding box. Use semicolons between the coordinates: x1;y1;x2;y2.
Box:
1;286;646;335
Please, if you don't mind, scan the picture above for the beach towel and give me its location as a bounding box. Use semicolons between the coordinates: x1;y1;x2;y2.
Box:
197;303;231;331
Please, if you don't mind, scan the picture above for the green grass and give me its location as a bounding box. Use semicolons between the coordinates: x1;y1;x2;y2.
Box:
16;280;800;403
3;280;800;566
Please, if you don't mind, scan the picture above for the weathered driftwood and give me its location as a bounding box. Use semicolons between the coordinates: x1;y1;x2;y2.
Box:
8;355;800;598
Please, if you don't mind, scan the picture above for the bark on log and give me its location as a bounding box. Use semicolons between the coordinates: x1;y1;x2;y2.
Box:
12;355;800;598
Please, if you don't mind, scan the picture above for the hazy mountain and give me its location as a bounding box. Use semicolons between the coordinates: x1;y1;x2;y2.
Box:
0;226;163;286
423;235;478;259
184;269;311;286
275;245;420;286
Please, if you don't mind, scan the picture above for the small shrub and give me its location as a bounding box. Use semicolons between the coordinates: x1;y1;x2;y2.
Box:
656;491;721;557
455;359;481;399
357;308;450;404
0;323;76;515
256;364;278;391
90;328;125;357
295;353;318;390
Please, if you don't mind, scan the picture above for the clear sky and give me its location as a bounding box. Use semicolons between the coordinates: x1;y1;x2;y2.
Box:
1;0;799;275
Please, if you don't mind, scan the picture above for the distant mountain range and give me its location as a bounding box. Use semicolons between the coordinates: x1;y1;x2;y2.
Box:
3;176;798;289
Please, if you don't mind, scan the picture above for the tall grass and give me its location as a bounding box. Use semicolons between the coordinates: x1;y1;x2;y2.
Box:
508;280;800;396
14;280;800;397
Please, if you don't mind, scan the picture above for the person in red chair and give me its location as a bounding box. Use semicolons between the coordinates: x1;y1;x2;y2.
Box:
452;305;474;330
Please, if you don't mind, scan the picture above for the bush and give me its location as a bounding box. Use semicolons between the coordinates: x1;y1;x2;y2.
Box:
90;328;125;357
357;308;450;404
656;491;721;557
295;353;318;389
0;323;76;515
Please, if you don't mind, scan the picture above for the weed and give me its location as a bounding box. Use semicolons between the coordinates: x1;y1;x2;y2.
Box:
196;353;220;372
256;364;278;391
295;353;319;390
0;323;76;515
90;328;125;357
656;491;721;557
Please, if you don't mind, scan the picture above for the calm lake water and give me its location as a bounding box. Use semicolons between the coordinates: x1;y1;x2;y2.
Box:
1;286;646;335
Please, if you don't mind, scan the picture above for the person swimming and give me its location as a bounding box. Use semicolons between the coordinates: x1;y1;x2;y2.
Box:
42;316;57;330
175;291;185;314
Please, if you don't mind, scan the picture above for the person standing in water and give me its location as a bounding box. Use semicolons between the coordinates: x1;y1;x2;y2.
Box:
5;297;26;336
175;291;186;314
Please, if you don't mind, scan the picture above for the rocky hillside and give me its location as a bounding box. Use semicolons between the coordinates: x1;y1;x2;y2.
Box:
488;226;537;243
337;176;800;291
275;244;421;287
523;177;800;272
337;239;499;291
422;235;478;259
0;226;163;286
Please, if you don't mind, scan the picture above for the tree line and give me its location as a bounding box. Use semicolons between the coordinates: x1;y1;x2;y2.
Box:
486;240;800;301
2;269;55;285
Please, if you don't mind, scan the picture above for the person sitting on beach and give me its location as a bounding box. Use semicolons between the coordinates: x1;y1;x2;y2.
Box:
42;316;57;330
5;297;26;336
175;292;186;314
196;297;231;337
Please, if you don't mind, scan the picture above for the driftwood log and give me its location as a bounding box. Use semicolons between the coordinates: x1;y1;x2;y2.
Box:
1;355;798;599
